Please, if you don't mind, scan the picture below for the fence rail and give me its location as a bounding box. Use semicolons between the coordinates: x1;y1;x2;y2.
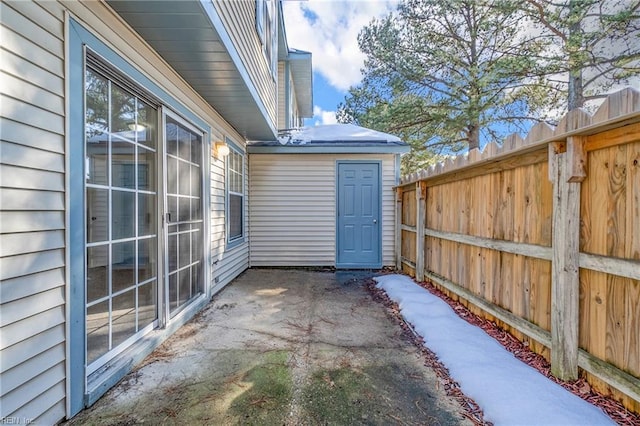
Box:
396;88;640;414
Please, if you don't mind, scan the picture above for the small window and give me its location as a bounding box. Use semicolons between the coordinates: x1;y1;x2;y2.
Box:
255;0;277;78
255;0;265;43
226;143;244;243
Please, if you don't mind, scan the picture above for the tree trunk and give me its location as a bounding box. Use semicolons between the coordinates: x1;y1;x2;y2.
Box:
468;124;480;151
568;69;584;110
567;0;584;110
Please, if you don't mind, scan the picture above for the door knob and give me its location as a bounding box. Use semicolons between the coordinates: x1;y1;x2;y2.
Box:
373;219;378;224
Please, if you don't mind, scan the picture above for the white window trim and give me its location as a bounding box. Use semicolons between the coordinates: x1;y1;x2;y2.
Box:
255;0;277;79
225;140;245;247
255;0;265;44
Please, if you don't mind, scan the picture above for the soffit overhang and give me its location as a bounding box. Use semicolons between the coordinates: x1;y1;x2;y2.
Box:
107;0;276;140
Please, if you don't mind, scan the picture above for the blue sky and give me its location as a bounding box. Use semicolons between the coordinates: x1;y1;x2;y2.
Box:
282;1;398;126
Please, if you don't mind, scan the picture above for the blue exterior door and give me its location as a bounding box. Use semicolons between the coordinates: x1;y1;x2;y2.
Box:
337;162;381;268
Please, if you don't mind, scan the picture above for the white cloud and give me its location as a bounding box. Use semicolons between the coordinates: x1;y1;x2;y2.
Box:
312;105;338;125
283;1;398;92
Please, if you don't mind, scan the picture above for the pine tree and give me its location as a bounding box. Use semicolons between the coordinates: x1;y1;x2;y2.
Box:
517;0;639;111
338;0;552;172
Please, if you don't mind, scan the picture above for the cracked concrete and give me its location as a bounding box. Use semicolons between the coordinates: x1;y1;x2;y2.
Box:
67;268;473;425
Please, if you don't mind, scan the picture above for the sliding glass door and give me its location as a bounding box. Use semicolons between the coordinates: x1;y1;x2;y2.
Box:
85;67;159;370
84;64;206;373
164;115;205;317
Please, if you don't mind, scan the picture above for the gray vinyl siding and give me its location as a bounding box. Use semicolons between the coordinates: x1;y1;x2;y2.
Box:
214;1;277;129
277;62;301;129
210;137;249;292
277;61;286;129
1;0;252;421
288;76;300;128
0;0;67;423
249;154;396;267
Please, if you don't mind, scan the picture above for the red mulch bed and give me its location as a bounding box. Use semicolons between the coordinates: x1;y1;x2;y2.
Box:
365;276;640;426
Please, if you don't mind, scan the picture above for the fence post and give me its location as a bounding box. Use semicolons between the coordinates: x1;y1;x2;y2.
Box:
396;187;403;270
416;181;426;281
549;138;584;380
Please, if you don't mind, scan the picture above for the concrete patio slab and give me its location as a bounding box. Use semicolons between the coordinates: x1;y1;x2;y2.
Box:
67;268;473;425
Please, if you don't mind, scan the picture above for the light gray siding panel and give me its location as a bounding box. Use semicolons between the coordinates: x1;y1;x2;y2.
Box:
2;2;64;57
5;0;64;46
30;0;66;21
0;230;65;257
1;361;65;417
0;249;66;285
210;146;249;290
21;385;66;426
249;154;336;266
0;139;68;171
250;208;335;216
213;244;249;291
0;252;63;285
251;198;336;205
210;158;225;266
1;342;65;395
1;95;64;135
289;78;300;127
0;120;65;155
2;72;65;114
0;268;65;304
1;26;64;76
1;50;64;97
0;306;65;349
0;188;64;211
0;325;65;372
278;61;285;129
0;211;64;233
0;286;65;327
249;230;334;239
214;1;277;126
0;9;66;409
0;164;64;191
249;154;397;266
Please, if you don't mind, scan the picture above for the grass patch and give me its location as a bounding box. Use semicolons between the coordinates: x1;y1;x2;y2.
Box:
227;350;292;425
301;368;379;424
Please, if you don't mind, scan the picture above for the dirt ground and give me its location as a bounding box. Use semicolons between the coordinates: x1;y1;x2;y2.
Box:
67;268;474;425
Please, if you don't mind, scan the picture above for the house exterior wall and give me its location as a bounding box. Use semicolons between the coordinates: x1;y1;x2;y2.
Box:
214;0;277;130
0;0;249;422
288;73;301;128
277;61;303;130
277;61;286;129
210;141;249;293
1;2;69;423
249;153;397;267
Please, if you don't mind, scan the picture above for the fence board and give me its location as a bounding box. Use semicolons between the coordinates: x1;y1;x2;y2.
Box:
606;276;626;370
402;189;416;227
396;89;640;412
626;280;640;377
550;152;580;379
626;141;640;262
609;145;627;258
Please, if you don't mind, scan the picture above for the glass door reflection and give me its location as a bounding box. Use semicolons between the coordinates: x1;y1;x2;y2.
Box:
85;67;159;371
165;115;204;317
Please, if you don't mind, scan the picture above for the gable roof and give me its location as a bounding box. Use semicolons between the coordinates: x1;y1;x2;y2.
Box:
247;124;410;154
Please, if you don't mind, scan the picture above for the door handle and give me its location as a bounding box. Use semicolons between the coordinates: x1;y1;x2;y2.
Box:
373;219;378;224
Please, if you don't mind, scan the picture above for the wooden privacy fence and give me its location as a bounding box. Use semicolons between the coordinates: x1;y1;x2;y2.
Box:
396;88;640;413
